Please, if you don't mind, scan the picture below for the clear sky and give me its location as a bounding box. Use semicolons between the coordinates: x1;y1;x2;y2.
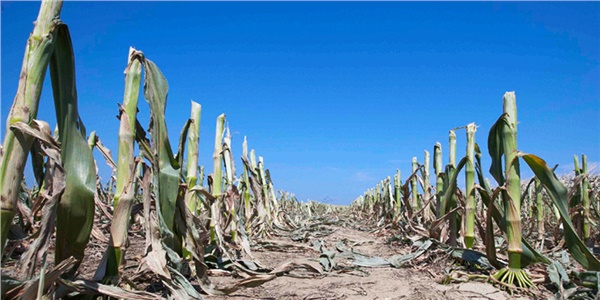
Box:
2;2;599;204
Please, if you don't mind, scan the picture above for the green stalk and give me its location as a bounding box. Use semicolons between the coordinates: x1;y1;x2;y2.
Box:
423;150;431;212
448;130;458;246
582;154;590;243
185;101;201;212
223;127;238;242
268;179;279;220
411;157;419;209
487;93;537;287
114;48;141;209
209;113;225;243
212;114;225;197
535;177;544;240
393;169;402;216
0;0;62;251
102;48;142;281
527;188;533;219
382;179;387;218
250;149;257;170
258;156;271;224
223;127;235;185
464;123;477;248
449;130;456;167
434;142;443;218
199;165;205;188
380;179;386;217
501;92;523;270
386;176;393;216
242;137;252;233
375;181;381;218
574;155;582;209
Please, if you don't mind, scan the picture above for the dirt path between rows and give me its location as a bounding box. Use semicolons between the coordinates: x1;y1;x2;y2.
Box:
3;218;543;299
205;224;530;300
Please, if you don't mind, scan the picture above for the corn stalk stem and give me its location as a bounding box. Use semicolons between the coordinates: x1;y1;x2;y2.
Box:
582;154;590;242
434;142;443;218
114;48;141;209
103;48;142;280
212;114;225;197
423;150;431;220
394;169;402;216
535;177;544;240
259;156;271;223
209;114;225;243
449;130;456;166
411;157;419;209
464;123;477;248
0;0;63;251
185;101;201;212
242;137;252;232
502;91;523;269
448;130;458;246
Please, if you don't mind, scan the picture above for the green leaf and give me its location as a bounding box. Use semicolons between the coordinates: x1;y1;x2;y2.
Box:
521;153;600;271
142;58;181;252
50;24;96;271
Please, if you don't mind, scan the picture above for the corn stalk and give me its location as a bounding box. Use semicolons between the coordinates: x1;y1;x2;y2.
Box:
212;114;225;197
0;0;63;252
581;154;590;244
99;48;142;282
448;130;458;246
222;127;238;242
242;137;252;233
433;143;443;218
489;92;532;287
423;150;431;220
464;123;476;248
574;154;591;243
394;169;402;217
411;157;419;210
535;177;544;241
185;101;201;212
209;114;226;243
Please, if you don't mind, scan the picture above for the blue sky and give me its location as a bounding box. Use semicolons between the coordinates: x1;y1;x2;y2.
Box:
2;2;599;204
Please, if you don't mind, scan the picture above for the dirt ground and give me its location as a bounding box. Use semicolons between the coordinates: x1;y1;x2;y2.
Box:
203;224;539;300
2;220;550;300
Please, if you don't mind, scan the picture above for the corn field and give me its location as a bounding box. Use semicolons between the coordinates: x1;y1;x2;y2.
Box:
1;1;599;299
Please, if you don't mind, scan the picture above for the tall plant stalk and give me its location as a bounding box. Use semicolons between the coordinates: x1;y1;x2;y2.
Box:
502;93;522;270
394;169;402;216
411;157;419;210
242;137;252;232
101;48;142;281
209;114;226;243
535;177;544;241
185;101;201;212
581;154;590;243
212;114;226;197
448;130;458;246
423;150;431;220
0;0;63;251
490;91;534;287
434;142;443;218
464;122;477;248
